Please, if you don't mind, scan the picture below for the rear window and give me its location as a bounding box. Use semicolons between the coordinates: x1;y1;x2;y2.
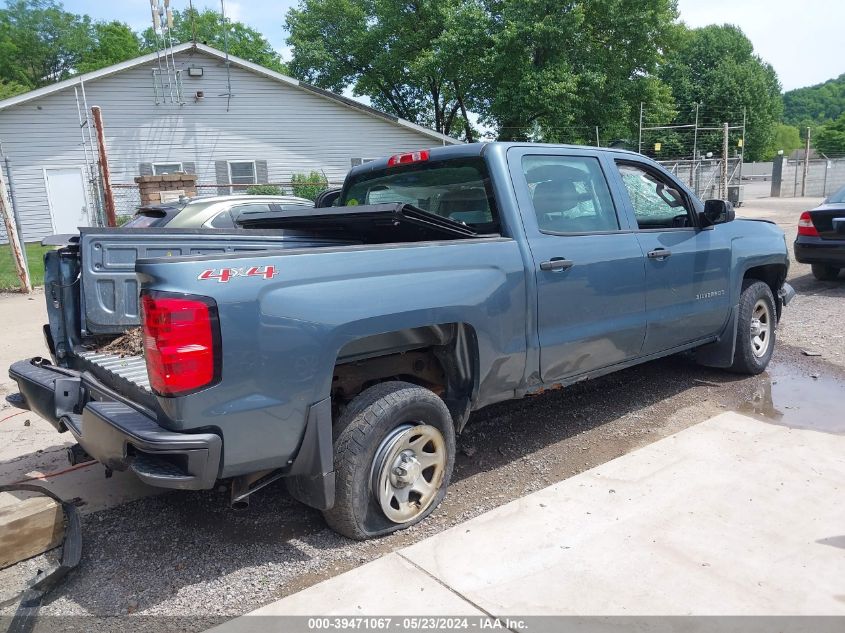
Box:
122;211;166;228
827;185;845;204
341;157;498;230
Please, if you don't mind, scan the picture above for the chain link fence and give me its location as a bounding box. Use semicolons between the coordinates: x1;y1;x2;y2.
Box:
655;157;742;202
773;156;845;198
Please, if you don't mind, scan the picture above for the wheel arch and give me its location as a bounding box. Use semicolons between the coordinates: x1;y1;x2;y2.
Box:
332;322;480;433
742;263;787;320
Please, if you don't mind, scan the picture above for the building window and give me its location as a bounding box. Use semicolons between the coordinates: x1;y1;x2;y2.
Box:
351;158;376;167
153;162;183;175
228;161;256;192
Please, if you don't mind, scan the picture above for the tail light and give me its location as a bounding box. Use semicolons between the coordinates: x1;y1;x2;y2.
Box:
141;291;221;396
798;211;819;237
387;150;429;167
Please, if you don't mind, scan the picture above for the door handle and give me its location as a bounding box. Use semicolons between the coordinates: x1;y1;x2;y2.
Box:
539;257;574;272
647;248;672;260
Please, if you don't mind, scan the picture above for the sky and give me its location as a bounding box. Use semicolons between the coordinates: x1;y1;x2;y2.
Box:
60;0;844;92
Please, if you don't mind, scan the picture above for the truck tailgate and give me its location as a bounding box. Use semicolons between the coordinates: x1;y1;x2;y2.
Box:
77;351;151;393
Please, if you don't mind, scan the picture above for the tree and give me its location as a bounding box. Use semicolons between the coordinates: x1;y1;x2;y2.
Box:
0;0;92;91
285;0;677;143
0;1;142;98
814;114;845;156
77;21;142;74
660;24;782;161
286;0;478;140
479;0;677;142
763;124;802;160
141;7;285;73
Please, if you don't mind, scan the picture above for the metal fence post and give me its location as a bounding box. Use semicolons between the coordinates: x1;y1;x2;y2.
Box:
801;128;811;197
721;122;729;199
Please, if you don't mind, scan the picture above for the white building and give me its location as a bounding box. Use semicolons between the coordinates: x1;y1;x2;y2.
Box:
0;42;456;240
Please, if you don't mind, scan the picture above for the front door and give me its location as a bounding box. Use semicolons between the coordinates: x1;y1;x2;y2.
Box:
508;149;647;383
44;167;90;234
612;159;732;354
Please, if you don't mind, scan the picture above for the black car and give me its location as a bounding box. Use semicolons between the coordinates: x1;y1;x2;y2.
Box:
794;184;845;280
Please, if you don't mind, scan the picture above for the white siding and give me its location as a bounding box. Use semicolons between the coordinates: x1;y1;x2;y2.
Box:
0;49;452;241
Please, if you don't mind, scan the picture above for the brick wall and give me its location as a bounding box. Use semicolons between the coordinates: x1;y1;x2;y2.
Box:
134;174;198;206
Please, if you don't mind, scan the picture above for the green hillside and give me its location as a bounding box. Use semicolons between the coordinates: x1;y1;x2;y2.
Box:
783;74;845;127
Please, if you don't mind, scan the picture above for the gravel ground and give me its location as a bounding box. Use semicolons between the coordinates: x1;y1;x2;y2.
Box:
2;194;844;627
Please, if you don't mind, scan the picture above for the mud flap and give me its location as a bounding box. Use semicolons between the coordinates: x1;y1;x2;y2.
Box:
285;397;336;510
695;305;739;368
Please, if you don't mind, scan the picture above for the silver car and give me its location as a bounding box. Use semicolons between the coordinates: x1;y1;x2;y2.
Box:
122;194;314;229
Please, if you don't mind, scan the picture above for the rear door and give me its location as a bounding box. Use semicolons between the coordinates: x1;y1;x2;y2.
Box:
507;147;647;382
611;158;732;354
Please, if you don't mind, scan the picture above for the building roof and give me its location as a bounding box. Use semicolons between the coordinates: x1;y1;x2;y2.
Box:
0;42;458;146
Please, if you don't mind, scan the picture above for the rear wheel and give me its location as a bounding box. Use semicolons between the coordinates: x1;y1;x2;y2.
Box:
323;381;455;540
729;280;776;375
811;264;840;281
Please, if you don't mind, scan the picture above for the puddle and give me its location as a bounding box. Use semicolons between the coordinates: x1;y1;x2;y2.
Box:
736;362;845;434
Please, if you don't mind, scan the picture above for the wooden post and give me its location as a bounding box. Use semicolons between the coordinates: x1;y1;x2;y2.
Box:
91;106;117;227
0;157;31;293
801;127;811;197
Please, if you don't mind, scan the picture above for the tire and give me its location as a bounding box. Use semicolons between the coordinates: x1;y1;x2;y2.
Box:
728;280;776;375
323;381;456;540
811;264;840;281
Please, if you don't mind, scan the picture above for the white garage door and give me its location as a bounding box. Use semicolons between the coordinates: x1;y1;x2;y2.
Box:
44;167;90;234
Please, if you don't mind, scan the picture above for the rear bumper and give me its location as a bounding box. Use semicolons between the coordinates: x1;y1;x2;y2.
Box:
794;237;845;266
7;359;221;490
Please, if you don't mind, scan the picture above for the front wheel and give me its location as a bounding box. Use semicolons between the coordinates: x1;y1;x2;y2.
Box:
323;381;456;540
728;280;776;375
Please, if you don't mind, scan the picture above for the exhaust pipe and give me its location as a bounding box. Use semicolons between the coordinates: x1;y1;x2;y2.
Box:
230;475;251;511
229;469;284;510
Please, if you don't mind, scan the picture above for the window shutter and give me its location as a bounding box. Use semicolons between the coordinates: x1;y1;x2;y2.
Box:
182;161;196;175
139;162;153;176
255;160;269;184
215;161;229;195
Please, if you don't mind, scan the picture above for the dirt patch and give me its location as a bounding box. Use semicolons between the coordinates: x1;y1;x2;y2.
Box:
100;328;144;357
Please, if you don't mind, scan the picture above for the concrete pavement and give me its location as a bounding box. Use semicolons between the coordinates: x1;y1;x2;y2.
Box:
214;411;845;627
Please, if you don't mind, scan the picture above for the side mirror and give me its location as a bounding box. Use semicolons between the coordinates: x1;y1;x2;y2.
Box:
700;199;735;226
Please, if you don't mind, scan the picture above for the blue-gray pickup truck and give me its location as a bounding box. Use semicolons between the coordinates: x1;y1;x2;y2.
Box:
7;143;794;539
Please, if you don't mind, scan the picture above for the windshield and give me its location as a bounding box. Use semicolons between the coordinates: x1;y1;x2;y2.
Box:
341;157;498;230
827;185;845;204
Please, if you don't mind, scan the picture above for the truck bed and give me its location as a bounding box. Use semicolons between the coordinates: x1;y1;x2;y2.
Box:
76;351;151;393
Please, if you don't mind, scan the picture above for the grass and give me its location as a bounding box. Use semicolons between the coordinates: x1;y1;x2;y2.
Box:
0;242;53;291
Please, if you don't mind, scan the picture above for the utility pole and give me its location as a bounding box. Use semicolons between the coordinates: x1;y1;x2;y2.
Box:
690;103;699;195
0;158;31;293
91;106;117;227
595;126;600;148
638;102;643;154
721;122;729;199
801;127;811;197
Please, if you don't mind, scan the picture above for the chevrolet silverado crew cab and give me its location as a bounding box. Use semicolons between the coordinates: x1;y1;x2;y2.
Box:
8;143;794;539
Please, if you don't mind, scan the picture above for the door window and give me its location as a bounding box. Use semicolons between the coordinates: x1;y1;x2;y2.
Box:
521;156;619;233
616;163;692;229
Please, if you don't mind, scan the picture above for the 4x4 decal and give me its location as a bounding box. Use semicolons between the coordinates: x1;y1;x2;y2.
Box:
198;265;277;283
